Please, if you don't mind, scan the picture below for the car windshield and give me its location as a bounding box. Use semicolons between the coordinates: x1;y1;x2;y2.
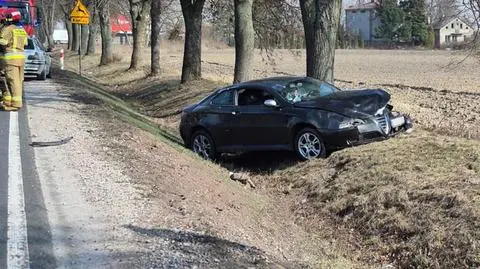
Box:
25;39;34;50
273;78;340;103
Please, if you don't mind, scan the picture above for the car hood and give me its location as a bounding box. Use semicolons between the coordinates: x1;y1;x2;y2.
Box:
294;89;391;118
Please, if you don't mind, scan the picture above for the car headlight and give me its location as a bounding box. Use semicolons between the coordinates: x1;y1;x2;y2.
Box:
338;119;366;129
338;120;354;129
328;112;365;130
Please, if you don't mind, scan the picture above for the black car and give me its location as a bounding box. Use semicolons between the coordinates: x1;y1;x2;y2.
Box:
180;76;412;161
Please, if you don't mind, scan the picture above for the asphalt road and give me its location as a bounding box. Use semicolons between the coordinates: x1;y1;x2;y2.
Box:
0;81;56;269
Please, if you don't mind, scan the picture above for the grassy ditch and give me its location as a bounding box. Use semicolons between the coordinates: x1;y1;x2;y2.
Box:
55;69;186;148
58;54;480;268
268;132;480;268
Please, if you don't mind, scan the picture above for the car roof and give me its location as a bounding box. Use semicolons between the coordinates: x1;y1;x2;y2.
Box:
233;76;309;88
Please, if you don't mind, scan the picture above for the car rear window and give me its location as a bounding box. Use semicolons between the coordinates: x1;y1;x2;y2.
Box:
25;39;34;50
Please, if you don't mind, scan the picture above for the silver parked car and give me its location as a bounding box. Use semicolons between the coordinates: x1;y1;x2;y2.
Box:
24;37;52;80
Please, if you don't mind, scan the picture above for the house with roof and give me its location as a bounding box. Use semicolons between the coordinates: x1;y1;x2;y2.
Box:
345;0;381;44
433;18;474;48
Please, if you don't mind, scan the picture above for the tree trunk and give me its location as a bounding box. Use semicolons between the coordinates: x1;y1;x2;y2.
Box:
39;0;55;48
233;0;254;83
66;20;73;50
86;9;98;55
129;0;151;70
299;0;341;83
98;3;113;65
39;25;47;43
180;0;205;83
81;25;89;54
71;24;81;52
150;0;161;75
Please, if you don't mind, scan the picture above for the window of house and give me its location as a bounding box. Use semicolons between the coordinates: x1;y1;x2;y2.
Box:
446;26;449;29
237;89;275;106
361;10;366;13
466;26;469;29
211;90;234;106
451;23;454;28
460;24;463;29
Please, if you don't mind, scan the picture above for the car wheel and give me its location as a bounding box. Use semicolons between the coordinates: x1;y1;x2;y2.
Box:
47;66;52;78
294;128;326;161
190;130;217;160
37;67;47;81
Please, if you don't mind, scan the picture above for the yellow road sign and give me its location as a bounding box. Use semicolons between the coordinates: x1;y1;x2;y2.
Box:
70;0;90;24
71;17;89;24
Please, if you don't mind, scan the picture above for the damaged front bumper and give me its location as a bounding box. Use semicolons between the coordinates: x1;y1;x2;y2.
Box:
324;111;413;149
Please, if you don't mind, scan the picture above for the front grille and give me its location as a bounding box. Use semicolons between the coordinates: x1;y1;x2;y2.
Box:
375;113;391;134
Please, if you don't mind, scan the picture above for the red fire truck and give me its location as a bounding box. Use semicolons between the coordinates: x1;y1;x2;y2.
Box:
0;0;38;36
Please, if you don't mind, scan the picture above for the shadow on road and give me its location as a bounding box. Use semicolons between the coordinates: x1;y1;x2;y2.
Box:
124;224;303;269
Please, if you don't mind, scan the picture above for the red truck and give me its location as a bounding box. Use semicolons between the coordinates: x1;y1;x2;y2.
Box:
0;0;38;36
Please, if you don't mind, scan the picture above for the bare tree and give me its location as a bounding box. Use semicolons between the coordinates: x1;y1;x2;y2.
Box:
207;0;304;50
462;0;480;56
151;0;161;75
39;0;57;48
97;0;114;65
86;6;98;55
129;0;151;70
71;24;81;52
233;0;254;83
427;0;462;25
58;0;75;49
59;0;80;52
299;0;341;83
180;0;206;83
81;25;89;54
159;0;182;37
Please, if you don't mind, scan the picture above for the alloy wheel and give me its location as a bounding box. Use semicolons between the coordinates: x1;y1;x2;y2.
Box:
192;134;213;160
297;132;323;160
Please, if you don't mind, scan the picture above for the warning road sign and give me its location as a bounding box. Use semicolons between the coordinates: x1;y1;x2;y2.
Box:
70;0;90;25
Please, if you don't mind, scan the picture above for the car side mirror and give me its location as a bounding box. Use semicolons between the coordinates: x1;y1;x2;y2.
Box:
264;99;279;108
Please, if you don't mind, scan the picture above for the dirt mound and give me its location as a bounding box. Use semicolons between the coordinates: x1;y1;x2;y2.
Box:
270;131;480;268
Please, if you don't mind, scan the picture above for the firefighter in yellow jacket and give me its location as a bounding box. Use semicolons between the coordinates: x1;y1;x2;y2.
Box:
0;9;27;111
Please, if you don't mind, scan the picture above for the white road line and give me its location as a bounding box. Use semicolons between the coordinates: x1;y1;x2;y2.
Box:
7;111;30;269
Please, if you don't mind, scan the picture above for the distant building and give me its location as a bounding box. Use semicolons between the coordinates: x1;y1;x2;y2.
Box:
433;18;474;48
345;0;381;44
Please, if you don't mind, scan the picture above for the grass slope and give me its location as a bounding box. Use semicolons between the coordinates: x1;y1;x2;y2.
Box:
271;132;480;268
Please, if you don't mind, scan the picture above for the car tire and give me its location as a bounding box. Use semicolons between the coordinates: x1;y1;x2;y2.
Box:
294;128;326;161
190;130;217;161
37;68;47;81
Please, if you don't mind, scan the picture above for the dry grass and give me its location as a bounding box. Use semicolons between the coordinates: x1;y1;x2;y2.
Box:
268;131;480;268
61;44;480;268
